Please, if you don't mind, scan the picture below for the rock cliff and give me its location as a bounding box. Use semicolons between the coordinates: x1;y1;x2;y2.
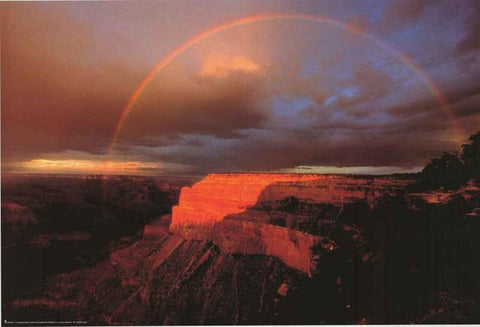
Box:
212;215;326;275
171;173;412;274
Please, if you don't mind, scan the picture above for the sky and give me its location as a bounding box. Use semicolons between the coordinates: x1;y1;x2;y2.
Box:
2;0;480;175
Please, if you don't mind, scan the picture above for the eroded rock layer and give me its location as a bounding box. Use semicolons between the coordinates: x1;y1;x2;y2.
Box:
212;214;333;275
171;173;412;273
171;174;320;240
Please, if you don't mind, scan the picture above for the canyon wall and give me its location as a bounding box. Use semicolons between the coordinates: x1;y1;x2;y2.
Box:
212;216;327;275
170;173;412;274
171;174;320;239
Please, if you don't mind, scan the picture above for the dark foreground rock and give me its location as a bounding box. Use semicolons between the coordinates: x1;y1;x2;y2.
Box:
3;174;480;324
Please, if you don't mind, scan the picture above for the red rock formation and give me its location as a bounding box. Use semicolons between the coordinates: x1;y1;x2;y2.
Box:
212;214;329;275
170;173;412;274
171;173;410;239
171;174;321;239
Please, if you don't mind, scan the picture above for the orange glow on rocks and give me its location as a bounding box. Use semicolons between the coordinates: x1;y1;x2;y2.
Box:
171;173;412;239
171;173;320;239
170;173;413;274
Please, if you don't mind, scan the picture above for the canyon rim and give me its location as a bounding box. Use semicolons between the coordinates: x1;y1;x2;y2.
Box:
2;0;480;325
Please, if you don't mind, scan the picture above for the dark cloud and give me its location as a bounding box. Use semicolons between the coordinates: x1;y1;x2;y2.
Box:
1;3;270;161
2;1;480;174
387;80;480;119
382;0;436;28
456;1;480;52
120;71;271;144
1;4;140;160
346;0;437;35
335;60;393;109
143;128;459;173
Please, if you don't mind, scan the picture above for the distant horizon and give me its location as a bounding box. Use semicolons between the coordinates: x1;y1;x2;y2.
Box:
1;165;422;177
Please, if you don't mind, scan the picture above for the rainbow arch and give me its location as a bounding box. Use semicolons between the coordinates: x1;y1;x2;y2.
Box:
110;13;462;152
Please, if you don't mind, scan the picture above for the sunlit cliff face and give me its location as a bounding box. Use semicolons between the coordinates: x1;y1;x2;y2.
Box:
170;173;414;273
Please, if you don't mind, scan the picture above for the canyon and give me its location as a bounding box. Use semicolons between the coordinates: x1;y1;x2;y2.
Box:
3;173;480;324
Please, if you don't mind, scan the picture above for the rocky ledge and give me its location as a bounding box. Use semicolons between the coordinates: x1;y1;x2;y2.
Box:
170;173;412;274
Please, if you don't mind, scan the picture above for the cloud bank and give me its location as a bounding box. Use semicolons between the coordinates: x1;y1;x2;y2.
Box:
2;1;480;174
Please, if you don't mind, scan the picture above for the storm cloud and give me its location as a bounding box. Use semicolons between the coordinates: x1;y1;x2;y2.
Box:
2;1;480;174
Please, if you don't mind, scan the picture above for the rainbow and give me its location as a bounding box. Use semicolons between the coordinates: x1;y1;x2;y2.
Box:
110;13;463;152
